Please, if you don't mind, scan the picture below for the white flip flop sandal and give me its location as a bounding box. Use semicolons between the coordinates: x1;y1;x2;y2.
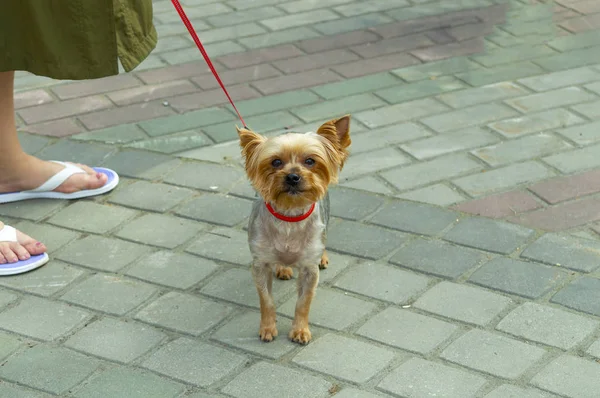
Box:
0;225;49;276
0;161;119;204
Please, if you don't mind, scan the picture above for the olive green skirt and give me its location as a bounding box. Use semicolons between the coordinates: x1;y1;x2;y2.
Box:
0;0;157;80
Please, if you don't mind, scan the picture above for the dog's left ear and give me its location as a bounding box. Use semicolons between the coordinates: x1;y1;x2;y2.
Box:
316;115;351;167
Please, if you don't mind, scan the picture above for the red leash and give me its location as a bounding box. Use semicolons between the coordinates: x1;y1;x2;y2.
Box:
170;0;248;128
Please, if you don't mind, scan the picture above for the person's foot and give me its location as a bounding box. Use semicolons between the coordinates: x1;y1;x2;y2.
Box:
0;221;46;264
0;154;107;194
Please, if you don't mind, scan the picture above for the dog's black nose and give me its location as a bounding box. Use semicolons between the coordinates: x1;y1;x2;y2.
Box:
285;173;301;186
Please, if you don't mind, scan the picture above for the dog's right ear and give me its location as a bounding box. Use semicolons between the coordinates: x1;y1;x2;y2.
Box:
236;126;265;161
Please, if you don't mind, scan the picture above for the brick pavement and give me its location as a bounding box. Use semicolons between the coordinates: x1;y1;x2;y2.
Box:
4;0;600;396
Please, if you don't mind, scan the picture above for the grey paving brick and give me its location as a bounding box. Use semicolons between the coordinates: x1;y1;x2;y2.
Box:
381;154;482;192
548;29;600;51
316;251;357;284
262;9;339;30
64;318;166;363
358;307;457;354
0;345;100;395
73;367;185;398
521;233;600;272
0;261;83;297
102;150;180;180
506;87;597;114
0;296;89;341
551;277;600;317
312;72;400;100
109;180;195;212
518;66;600;91
453;161;555;197
441;329;546;379
233;90;320;117
414;281;512;326
328;187;386;221
470;257;568;299
142;338;248;387
534;46;600;72
314;13;393;35
186;227;252;265
212;311;297;360
127;251;218;289
17;131;51;153
557;120;600;145
369;200;459;236
378;357;487;398
278;287;376;331
55;235;148;272
341;147;411;180
178;138;243;164
37;139;114;165
200;268;295;308
223;361;332;398
544;143;600;174
138;108;234;137
393;56;479;82
456;62;544;86
327;219;409;259
401;127;498;160
0;197;66;221
328;389;382;398
72;123;148;144
473;44;556;68
0;331;24;361
135;292;232;336
175;194;251;226
116;214;206;249
421;103;519;133
48;201;137;234
342;176;395;196
375;76;466;104
164;162;244;193
390;237;486;279
0;290;17;310
335;262;430;304
206;113;302;143
484;385;556;398
497;302;598;350
587;338;600;359
0;382;53;398
355;98;449;128
292;93;386;123
351;123;432;155
437;82;528;108
293;334;395;383
398;184;466;207
61;274;157;315
531;355;600;398
445;217;534;254
488;109;584;138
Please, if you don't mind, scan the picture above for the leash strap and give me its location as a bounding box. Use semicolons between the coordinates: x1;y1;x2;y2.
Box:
170;0;248;128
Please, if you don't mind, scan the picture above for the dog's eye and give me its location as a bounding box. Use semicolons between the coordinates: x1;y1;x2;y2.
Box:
305;158;315;166
271;159;283;167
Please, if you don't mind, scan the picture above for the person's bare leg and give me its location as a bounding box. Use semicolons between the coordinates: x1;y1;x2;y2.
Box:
0;71;107;194
0;221;46;263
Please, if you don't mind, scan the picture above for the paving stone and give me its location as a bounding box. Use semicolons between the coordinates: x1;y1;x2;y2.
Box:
445;217;534;254
378;357;487;398
390;237;486;279
253;69;344;95
0;290;17;310
547;29;600;52
217;44;303;69
314;13;394;35
355;98;449;128
127;251;218;289
401;127;498;160
497;302;598;350
292;94;386;123
297;29;379;54
0;331;23;361
472;133;571;167
587;338;600;359
521;233;600;272
19;95;112;124
125;130;212;154
350;123;432;155
512;197;600;231
316;251;356;284
489;109;584;138
64;317;166;363
0;382;53;398
48;202;137;234
0;296;89;341
421;103;519;133
293;334;395;383
411;37;483;62
470;257;567;299
453;161;555;197
162;41;245;64
142;338;248;387
441;329;546;380
212;311;297;360
138;108;234;137
456;62;545;86
0;345;100;395
203;111;302;143
375;76;466;104
37;139;114;166
414;281;512;326
369;199;459;236
454;190;542;219
484;385;556;398
200;268;295;308
341;176;395;195
17;131;51;153
551;277;600;317
262;9;339;30
473;44;557;68
175;194;251;226
55;235;148;272
312;72;401;99
531;355;600;397
135;292;232;336
178;139;243;165
327;219;408;259
535;169;600;205
341;147;411;180
519;66;600;91
223;361;332;398
545;142;600;173
116;214;205;249
278;287;377;330
108;180;195;212
535;46;600;72
272;48;360;74
437;82;528;108
317;388;382;398
335;0;409;16
358;308;457;354
61;274;157;315
393;56;479;81
73;367;185;398
328;187;386;221
571;99;600;119
506;87;597;114
186;227;252;265
398;184;466;206
72;123;148;144
102;150;178;179
381;154;482;192
164;162;245;193
232;90;320;117
0;261;83;297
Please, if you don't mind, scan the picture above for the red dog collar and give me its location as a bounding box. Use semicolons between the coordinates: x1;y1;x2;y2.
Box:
265;202;316;222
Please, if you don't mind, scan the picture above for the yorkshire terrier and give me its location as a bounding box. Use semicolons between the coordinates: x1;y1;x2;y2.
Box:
236;115;351;344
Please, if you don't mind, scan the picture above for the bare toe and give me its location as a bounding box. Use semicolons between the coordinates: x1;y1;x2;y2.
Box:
58;170;107;193
0;245;19;263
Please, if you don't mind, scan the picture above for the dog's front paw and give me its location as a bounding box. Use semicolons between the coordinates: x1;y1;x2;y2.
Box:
289;327;312;345
259;324;278;342
276;265;293;280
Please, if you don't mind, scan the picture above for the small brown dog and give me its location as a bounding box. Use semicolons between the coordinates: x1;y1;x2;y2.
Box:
237;115;351;344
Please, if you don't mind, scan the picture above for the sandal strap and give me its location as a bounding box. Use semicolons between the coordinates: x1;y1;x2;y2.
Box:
28;161;86;193
0;225;17;243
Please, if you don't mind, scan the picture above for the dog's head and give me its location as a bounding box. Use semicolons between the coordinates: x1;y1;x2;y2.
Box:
237;115;351;211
